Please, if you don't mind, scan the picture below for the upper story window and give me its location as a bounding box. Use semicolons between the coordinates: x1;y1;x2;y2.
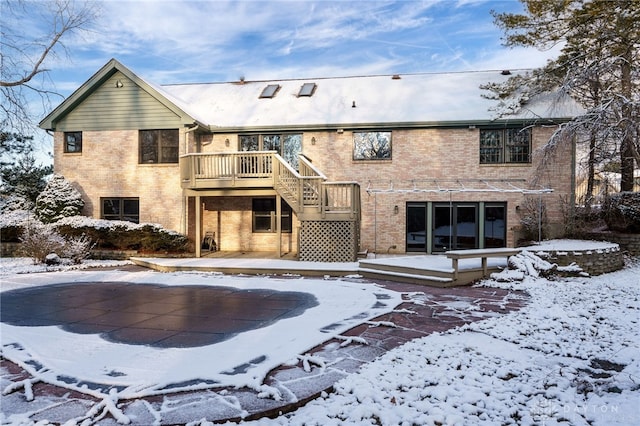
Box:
239;133;302;170
139;129;179;164
480;127;531;164
353;131;392;160
64;131;82;153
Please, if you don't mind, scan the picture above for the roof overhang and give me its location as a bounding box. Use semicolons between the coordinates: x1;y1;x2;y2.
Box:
205;117;573;134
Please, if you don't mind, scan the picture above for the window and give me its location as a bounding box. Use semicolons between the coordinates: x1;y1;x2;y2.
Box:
259;84;280;98
139;129;179;163
240;133;302;170
252;198;292;233
64;131;82;153
480;127;531;164
298;82;317;97
101;198;139;223
353;131;391;160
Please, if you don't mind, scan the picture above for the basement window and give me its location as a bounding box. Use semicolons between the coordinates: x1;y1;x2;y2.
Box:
101;197;140;223
252;198;292;233
259;84;280;98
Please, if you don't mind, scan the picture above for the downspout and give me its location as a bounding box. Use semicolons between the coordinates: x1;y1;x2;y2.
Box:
184;123;200;154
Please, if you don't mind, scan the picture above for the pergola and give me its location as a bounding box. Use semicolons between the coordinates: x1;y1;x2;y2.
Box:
365;179;554;195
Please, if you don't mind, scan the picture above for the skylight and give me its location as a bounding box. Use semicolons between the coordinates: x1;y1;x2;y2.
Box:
259;84;280;98
298;82;317;97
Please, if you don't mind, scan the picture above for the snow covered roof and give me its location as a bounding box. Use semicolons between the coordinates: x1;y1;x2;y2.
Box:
161;70;583;131
40;59;584;132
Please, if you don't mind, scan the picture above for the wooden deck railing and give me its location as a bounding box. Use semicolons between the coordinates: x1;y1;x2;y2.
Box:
180;151;360;220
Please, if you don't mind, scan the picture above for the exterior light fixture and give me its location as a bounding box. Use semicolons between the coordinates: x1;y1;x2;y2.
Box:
225;138;230;147
115;80;124;88
311;137;316;145
394;205;399;214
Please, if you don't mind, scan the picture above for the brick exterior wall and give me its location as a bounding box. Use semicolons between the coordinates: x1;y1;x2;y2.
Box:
53;130;185;232
303;126;573;253
201;196;299;253
56;124;574;256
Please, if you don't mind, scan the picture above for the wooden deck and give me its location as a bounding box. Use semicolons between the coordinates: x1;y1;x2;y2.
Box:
131;252;512;287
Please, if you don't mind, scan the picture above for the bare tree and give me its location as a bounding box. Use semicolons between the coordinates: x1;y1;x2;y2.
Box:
0;0;99;134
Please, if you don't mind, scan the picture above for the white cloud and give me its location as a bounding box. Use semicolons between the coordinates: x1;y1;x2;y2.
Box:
44;1;562;90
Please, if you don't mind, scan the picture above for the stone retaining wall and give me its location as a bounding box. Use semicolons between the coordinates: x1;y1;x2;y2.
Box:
1;243;190;261
530;245;624;276
583;232;640;256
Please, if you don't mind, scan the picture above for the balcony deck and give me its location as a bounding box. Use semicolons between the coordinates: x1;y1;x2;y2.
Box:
180;151;360;221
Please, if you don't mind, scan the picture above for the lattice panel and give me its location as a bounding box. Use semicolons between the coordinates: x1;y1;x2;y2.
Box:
299;220;358;262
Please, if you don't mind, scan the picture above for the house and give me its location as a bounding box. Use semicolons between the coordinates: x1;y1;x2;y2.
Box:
40;59;581;262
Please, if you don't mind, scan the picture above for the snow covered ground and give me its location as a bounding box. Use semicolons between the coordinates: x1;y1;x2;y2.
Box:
219;255;639;426
1;247;639;425
1;260;403;424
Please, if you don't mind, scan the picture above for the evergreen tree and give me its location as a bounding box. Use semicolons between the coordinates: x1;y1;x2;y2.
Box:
0;149;53;206
485;0;639;194
35;174;84;223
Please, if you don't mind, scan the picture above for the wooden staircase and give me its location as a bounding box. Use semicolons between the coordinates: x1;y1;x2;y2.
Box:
180;151;361;262
272;154;360;221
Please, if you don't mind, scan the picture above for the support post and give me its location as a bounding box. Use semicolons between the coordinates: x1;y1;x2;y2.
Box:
276;194;282;257
195;195;201;258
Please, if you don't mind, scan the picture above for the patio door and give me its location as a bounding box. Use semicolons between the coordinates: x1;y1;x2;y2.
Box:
406;203;427;252
433;203;478;252
484;203;506;248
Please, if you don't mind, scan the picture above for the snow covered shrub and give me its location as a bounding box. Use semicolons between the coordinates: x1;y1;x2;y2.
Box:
18;222;66;264
0;194;33;212
603;192;640;232
54;216;189;252
62;234;94;264
0;208;37;242
35;174;84;224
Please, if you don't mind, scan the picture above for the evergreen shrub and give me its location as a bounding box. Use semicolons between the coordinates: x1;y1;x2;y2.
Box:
53;216;189;252
35;174;84;223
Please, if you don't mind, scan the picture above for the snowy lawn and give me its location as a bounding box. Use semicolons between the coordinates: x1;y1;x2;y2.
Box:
0;257;133;276
217;256;640;426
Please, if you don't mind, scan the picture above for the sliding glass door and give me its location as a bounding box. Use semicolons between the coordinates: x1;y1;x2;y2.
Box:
406;201;506;253
433;203;477;252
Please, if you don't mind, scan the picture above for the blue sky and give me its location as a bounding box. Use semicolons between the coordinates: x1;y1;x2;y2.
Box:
5;0;562;156
28;0;561;95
